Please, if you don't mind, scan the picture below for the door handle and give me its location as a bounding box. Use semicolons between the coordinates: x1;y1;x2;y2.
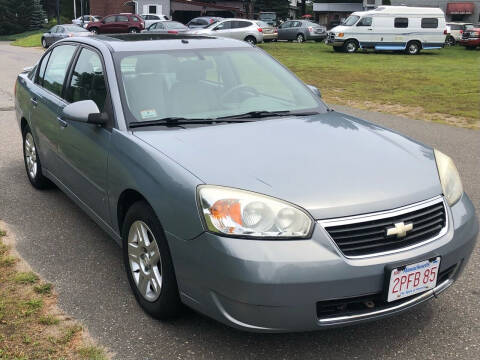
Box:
56;117;68;128
368;28;373;31
30;98;38;107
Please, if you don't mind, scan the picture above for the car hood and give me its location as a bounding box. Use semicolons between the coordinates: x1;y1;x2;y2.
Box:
330;25;348;33
133;112;442;219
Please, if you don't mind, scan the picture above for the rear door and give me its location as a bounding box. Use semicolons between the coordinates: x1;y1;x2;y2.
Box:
30;44;78;176
231;20;253;40
115;15;131;33
57;46;112;220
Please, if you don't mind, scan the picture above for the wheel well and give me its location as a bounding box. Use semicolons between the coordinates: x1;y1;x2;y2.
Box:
20;118;28;136
407;40;422;49
117;189;147;233
345;38;359;46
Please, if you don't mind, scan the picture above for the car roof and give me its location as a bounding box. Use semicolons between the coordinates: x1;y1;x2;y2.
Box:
67;34;253;52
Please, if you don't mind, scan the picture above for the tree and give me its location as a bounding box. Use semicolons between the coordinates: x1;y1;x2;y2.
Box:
30;0;47;30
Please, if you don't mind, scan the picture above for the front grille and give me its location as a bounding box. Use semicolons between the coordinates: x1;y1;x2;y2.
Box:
322;198;447;257
327;32;335;41
316;263;457;319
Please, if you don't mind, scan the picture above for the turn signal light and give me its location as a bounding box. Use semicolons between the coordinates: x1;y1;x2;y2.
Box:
258;28;263;32
338;33;344;37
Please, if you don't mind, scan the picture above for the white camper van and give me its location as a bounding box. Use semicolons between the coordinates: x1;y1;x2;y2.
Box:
326;6;447;55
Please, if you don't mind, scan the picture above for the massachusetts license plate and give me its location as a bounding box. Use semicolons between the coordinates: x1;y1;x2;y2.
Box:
387;257;441;302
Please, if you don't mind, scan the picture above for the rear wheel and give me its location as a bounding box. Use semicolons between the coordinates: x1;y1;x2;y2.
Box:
296;34;305;43
122;201;182;320
405;41;421;55
22;126;52;189
343;40;358;53
244;36;257;45
445;36;455;46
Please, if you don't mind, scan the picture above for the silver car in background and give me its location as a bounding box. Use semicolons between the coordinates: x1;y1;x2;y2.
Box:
188;18;264;44
255;20;278;42
143;21;189;34
278;19;327;42
72;15;101;28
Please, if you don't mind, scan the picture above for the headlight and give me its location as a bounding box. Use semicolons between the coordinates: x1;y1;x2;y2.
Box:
434;149;463;206
198;185;313;239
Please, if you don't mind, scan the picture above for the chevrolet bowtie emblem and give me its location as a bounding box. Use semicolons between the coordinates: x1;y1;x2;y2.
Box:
386;221;413;238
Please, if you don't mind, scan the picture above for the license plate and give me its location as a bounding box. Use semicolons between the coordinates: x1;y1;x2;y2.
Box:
387;257;440;302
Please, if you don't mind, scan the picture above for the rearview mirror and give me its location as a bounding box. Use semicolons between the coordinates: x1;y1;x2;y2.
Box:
62;100;107;125
307;84;322;98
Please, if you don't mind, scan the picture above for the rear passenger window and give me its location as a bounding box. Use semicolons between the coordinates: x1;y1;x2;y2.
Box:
42;45;77;97
421;18;438;28
394;18;408;28
117;15;129;22
36;52;51;85
66;48;107;111
234;21;252;29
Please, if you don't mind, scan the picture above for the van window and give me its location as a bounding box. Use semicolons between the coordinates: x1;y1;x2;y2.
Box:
357;17;372;27
421;18;438;28
394;18;408;28
343;15;360;26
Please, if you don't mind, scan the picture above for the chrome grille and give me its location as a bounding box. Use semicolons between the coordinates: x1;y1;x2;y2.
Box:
320;197;447;258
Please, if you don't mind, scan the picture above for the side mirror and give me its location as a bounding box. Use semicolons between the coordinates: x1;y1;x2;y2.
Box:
62;100;107;125
307;84;322;98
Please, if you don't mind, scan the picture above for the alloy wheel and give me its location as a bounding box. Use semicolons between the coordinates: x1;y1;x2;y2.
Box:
41;38;47;48
297;34;304;43
24;133;37;179
127;220;162;302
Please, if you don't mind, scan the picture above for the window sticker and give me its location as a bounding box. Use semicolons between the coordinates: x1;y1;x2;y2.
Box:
140;109;158;119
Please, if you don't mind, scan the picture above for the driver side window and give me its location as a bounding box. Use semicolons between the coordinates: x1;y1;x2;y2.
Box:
357;17;372;27
215;21;232;30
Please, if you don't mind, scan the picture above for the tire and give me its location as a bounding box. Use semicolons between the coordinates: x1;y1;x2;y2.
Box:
405;41;421;55
129;28;139;34
41;37;48;48
89;27;98;35
466;46;477;50
244;36;257;45
445;36;455;46
122;201;182;320
296;34;305;43
343;40;358;53
22;126;52;189
333;46;343;52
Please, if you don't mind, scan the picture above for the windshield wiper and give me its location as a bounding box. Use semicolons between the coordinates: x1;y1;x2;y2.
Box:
129;117;253;128
216;110;319;120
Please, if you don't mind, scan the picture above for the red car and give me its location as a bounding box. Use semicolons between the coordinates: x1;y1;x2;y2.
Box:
87;13;144;34
459;27;480;49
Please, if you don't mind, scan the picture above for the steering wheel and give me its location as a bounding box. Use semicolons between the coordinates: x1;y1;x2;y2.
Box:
221;85;259;103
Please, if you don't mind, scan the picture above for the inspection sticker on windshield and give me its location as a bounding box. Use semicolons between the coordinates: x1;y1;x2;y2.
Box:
140;109;157;119
387;257;440;302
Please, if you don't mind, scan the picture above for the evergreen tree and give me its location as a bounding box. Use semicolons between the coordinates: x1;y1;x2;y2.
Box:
30;0;47;30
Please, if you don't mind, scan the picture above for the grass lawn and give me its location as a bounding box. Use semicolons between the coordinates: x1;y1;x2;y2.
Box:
260;42;480;128
11;33;44;47
0;227;108;359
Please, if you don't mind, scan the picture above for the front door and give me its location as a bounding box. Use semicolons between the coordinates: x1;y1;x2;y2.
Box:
100;15;117;33
212;20;234;39
57;46;111;220
355;16;376;48
31;44;77;174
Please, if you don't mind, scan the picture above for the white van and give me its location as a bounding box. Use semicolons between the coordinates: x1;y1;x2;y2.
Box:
326;6;446;55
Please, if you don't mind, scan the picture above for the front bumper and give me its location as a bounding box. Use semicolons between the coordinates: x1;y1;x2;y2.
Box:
169;194;478;332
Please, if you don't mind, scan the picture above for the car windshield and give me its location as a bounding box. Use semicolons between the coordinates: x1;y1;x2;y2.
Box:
64;25;88;32
165;22;187;30
260;13;276;20
114;48;326;124
343;15;360;26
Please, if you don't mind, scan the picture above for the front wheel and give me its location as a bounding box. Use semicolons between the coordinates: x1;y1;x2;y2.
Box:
89;27;98;35
122;201;182;320
41;37;48;48
129;28;139;34
22;127;52;189
343;40;358;53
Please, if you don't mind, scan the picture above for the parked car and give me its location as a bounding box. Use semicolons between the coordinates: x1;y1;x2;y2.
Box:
72;15;101;28
86;13;145;34
254;20;277;42
258;11;278;26
187;16;223;29
188;19;263;44
459;27;480;49
139;13;170;29
143;21;188;34
41;25;90;48
15;34;478;332
326;6;446;54
278;20;326;42
446;22;474;45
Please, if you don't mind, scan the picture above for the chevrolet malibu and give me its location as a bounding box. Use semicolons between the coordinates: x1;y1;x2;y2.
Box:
15;34;478;332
